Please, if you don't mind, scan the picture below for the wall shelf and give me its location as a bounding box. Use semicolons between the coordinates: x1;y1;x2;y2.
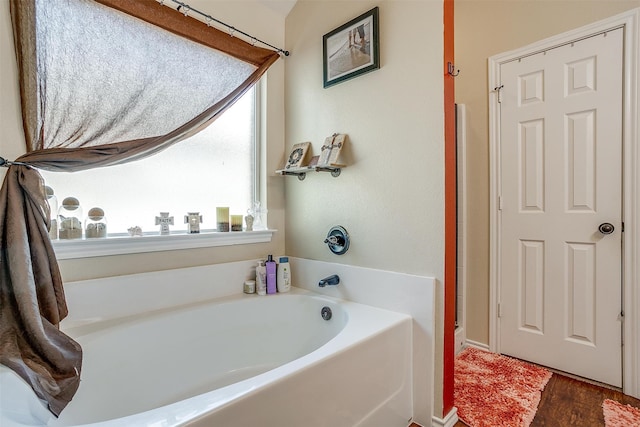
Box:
276;164;345;181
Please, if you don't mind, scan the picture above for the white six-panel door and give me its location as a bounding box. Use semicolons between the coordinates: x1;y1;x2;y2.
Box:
498;28;623;387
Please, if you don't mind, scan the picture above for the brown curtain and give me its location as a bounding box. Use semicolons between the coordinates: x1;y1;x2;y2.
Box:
0;0;279;416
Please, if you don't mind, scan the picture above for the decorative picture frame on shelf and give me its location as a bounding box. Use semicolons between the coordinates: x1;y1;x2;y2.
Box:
318;134;347;167
323;7;380;88
285;141;311;169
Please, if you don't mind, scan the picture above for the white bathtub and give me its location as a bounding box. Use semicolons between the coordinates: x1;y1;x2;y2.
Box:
0;286;412;427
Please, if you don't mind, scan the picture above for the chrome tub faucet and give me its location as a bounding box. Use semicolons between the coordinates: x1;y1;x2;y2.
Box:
318;274;340;287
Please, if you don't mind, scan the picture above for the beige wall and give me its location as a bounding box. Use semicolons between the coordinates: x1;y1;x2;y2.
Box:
456;0;640;345
0;0;287;281
284;0;445;419
285;0;444;278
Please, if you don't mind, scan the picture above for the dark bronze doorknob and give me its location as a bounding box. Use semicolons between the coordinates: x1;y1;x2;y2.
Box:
598;223;615;235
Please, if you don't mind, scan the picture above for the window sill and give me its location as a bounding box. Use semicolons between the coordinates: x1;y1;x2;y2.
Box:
52;230;275;260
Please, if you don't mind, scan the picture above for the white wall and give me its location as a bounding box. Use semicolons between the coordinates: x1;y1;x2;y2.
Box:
0;0;287;281
284;0;445;423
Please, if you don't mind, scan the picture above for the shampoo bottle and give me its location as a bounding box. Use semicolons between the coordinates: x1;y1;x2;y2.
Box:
277;257;291;293
256;260;267;296
266;255;277;294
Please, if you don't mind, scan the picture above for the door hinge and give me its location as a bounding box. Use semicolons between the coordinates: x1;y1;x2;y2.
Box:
498;303;502;318
622;221;625;232
494;84;504;103
498;196;503;211
620;311;625;347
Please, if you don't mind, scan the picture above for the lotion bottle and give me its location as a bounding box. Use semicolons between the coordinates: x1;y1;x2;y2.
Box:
277;257;291;293
266;255;277;294
256;260;267;296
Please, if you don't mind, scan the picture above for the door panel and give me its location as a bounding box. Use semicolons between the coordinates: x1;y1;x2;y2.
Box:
519;239;544;333
499;28;623;387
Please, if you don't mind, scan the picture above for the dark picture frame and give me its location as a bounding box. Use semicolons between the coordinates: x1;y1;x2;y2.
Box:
323;7;379;88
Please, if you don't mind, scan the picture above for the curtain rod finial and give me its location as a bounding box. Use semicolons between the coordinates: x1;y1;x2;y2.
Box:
0;157;28;167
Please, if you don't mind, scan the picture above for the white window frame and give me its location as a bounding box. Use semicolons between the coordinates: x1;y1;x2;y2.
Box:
51;82;273;260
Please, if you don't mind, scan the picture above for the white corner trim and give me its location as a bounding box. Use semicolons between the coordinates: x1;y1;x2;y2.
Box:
488;8;640;398
623;7;640;400
455;327;466;355
431;407;458;427
456;103;469;353
52;229;275;259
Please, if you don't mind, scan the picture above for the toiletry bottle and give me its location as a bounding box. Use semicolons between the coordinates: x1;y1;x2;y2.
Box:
256;260;267;296
277;257;291;293
266;255;277;294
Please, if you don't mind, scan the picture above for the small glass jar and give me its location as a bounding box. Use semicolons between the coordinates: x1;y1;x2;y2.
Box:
44;186;58;240
58;197;83;240
243;280;256;294
85;207;107;238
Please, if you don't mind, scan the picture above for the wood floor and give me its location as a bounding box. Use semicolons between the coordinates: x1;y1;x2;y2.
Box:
410;373;640;427
527;374;639;426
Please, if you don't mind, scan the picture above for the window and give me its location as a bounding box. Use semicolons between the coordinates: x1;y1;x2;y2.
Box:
41;85;259;238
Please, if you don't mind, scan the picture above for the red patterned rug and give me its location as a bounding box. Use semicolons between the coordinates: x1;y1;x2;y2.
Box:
454;347;552;427
603;399;640;427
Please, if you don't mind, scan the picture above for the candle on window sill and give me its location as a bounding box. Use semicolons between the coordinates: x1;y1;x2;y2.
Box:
231;214;243;231
216;207;229;232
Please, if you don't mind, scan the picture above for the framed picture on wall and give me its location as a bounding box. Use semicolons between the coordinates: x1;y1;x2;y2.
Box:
323;7;380;88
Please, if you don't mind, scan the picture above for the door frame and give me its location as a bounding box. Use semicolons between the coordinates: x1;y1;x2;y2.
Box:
455;103;468;355
488;8;640;398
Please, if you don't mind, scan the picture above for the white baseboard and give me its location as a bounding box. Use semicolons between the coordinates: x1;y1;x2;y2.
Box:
431;407;458;427
464;339;490;352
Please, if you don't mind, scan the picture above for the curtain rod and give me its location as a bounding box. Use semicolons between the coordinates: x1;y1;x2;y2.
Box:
0;157;28;167
160;0;290;56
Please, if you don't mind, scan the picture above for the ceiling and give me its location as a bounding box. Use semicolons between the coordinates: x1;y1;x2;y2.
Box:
260;0;297;17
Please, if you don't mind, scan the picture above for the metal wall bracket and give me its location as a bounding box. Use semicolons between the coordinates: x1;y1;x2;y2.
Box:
276;165;343;181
